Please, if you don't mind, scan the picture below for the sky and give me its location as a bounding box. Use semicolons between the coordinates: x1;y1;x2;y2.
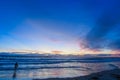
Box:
0;0;120;54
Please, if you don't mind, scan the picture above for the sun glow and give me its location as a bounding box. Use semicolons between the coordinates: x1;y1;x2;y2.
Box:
0;47;119;55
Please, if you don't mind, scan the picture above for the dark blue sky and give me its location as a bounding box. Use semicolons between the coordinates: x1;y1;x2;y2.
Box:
0;0;120;54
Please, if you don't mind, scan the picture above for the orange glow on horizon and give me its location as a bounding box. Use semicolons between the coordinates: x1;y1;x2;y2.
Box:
0;48;120;55
52;51;63;54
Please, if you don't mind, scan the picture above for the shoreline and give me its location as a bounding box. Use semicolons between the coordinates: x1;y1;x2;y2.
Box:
33;69;120;80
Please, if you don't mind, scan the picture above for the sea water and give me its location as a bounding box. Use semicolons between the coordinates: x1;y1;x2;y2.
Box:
0;55;120;80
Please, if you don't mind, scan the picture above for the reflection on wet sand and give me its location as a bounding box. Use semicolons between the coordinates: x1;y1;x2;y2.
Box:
33;69;120;80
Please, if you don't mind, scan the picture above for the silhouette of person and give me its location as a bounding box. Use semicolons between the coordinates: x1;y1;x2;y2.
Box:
15;62;18;70
13;62;18;78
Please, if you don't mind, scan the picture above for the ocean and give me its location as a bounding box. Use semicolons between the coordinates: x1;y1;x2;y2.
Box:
0;53;120;80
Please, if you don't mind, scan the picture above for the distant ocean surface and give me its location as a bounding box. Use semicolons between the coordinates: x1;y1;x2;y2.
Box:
0;53;120;80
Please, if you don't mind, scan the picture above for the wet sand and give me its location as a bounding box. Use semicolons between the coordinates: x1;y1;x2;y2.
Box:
33;69;120;80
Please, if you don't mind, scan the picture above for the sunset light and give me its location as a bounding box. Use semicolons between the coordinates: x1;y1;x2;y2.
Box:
0;0;120;80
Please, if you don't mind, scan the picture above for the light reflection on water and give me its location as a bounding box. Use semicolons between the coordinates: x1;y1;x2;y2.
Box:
0;62;120;79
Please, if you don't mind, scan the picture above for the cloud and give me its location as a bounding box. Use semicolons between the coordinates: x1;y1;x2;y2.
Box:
109;39;120;50
47;37;61;43
80;1;120;51
84;14;116;49
51;50;63;54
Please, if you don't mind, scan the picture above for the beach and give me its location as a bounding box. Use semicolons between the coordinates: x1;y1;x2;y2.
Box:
0;0;120;80
33;69;120;80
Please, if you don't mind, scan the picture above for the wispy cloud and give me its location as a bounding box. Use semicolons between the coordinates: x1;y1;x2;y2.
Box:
51;50;63;54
